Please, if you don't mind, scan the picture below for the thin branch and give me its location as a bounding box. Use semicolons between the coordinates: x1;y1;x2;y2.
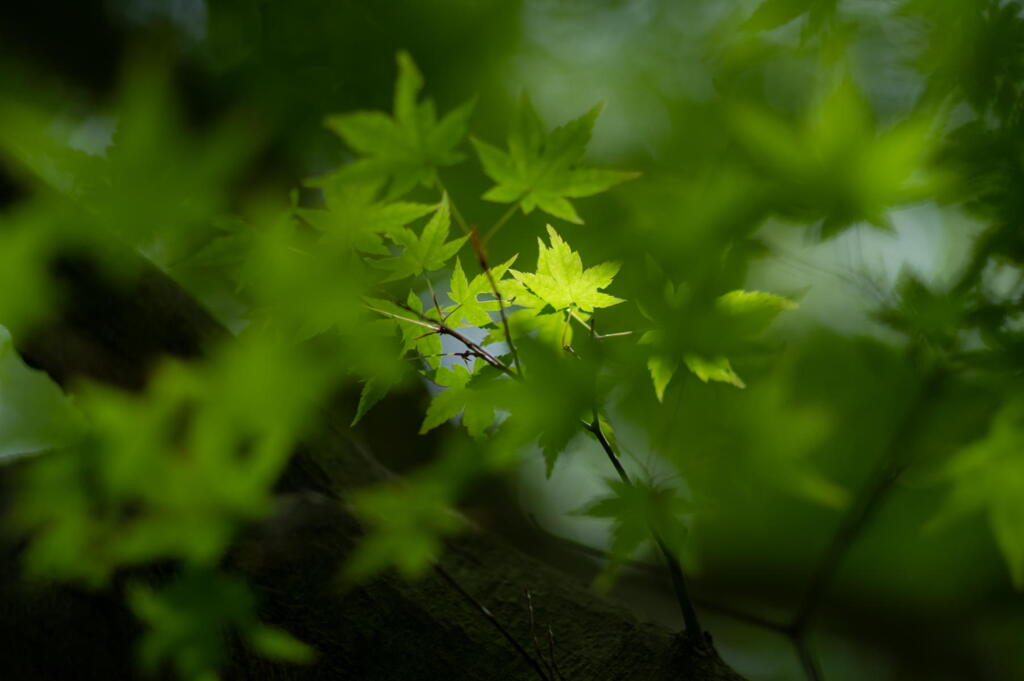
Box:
569;310;634;339
794;635;823;681
951;228;993;296
438;180;473;236
424;274;445;319
584;415;705;644
789;368;945;635
482;202;521;244
470;227;521;376
525;589;557;680
546;625;567;681
695;599;789;634
367;300;521;380
527;513;793;637
365;305;438;331
435;566;551;681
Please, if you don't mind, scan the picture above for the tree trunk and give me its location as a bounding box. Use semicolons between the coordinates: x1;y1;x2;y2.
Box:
1;250;746;681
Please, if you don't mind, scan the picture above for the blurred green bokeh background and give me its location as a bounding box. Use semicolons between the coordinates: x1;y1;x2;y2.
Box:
4;1;1024;680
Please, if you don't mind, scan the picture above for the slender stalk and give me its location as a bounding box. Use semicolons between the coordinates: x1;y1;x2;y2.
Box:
366;302;520;380
584;416;705;643
470;227;522;377
435;566;551;681
794;636;823;681
438;180;473;236
366;305;437;331
546;625;566;681
525;589;558;680
789;368;945;634
483;202;520;244
569;310;633;339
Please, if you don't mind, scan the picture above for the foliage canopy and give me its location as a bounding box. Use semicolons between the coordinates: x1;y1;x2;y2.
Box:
4;1;1024;680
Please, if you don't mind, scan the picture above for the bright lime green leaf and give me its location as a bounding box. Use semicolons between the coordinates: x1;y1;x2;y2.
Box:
375;195;467;281
509;225;623;313
483;307;571;350
444;255;517;328
326;52;475;199
420;364;496;438
472;95;638;224
639;284;796;399
365;292;444;368
684;354;747;389
941;399;1024;588
647;355;678;403
299;178;435;255
717;289;798;336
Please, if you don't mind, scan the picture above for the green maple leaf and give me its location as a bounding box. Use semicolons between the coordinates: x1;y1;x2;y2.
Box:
471;94;639;224
375;194;467;281
940;399;1024;589
642;288;795;399
364;292;443;368
299;178;435;255
647;355;678;403
508;225;623;313
326;51;475;199
684;354;746;389
729;77;941;238
716;289;799;333
576;479;690;588
420;365;496;438
443;255;517;328
351;375;397;426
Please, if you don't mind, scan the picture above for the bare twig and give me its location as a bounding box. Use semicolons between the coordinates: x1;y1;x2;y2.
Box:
367;301;521;380
547;625;567;681
470;227;522;376
435;566;551;681
438;181;473;236
569;310;633;339
584;415;705;644
483;202;521;244
789;368;945;636
525;589;557;680
794;635;823;681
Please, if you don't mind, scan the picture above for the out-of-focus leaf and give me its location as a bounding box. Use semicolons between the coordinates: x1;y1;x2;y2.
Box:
684;354;747;389
576;479;691;589
940;398;1024;588
299;178;435;256
472;95;638;224
326;52;474;199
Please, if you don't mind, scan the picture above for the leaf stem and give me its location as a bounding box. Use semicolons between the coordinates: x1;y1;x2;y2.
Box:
439;181;473;236
583;415;705;643
568;310;633;339
788;367;945;636
435;566;551;681
482;202;521;244
470;227;522;377
367;301;521;381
